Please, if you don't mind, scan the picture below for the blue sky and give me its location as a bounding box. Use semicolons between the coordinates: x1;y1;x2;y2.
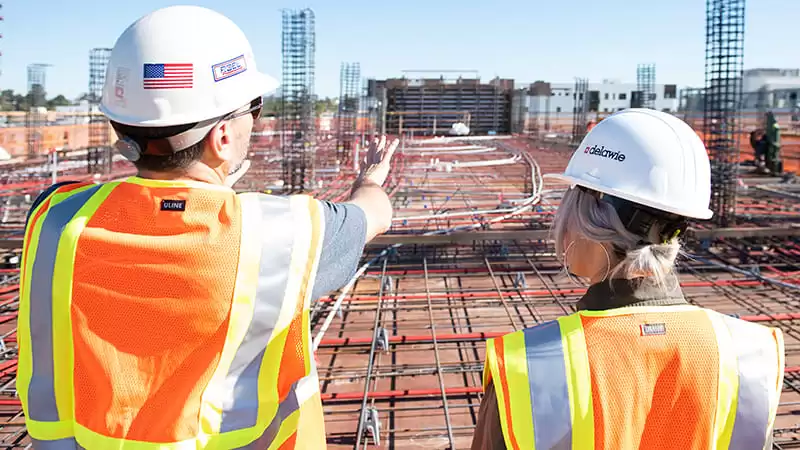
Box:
1;0;797;99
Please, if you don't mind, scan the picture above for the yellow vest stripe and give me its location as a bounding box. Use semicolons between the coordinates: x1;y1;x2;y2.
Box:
503;330;535;449
53;182;120;423
707;310;738;449
199;193;262;438
523;321;570;449
557;313;594;450
21;184;103;424
723;315;785;450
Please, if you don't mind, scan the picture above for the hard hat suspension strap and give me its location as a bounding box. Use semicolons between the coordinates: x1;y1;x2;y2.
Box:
579;186;689;246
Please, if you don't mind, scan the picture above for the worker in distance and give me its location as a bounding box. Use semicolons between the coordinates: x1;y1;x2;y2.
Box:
18;6;396;449
472;109;784;450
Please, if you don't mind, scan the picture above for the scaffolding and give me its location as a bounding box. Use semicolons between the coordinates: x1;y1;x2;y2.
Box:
636;63;656;109
25;64;50;158
704;0;745;226
88;48;112;175
571;77;588;144
281;8;316;193
336;62;360;165
382;75;512;136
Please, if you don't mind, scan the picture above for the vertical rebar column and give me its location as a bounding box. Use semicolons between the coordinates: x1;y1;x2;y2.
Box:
336;62;360;164
88;48;112;175
704;0;745;226
571;78;588;144
637;63;656;109
0;4;4;78
26;63;49;158
281;8;316;193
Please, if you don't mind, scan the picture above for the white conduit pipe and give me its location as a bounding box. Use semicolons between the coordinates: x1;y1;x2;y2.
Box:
402;145;491;152
311;150;544;351
415;135;515;143
414;148;497;155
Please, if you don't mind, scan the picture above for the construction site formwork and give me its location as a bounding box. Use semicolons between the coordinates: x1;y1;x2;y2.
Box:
309;136;800;449
382;77;513;136
0;131;797;448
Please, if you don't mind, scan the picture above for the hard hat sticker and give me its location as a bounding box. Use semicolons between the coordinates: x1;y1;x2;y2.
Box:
213;55;248;82
114;67;130;106
143;63;194;90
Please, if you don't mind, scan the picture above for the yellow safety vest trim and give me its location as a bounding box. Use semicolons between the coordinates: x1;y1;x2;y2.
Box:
557;313;594;449
53;182;120;423
199;193;262;437
707;309;738;449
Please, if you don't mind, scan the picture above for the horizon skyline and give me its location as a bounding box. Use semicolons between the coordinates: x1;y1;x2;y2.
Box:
0;0;797;100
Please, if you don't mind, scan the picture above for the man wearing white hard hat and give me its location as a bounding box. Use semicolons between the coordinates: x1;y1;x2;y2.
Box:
18;6;396;449
472;109;784;450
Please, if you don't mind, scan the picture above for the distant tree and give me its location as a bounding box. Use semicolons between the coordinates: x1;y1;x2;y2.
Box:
47;95;72;109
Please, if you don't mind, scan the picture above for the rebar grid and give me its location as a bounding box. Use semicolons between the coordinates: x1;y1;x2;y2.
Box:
636;63;656;109
704;0;746;226
281;8;316;192
337;63;361;165
87;48;112;175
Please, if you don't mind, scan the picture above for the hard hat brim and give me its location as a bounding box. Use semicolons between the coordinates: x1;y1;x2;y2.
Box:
543;173;714;220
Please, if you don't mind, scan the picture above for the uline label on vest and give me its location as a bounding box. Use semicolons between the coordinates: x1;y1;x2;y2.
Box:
640;323;666;336
161;199;186;211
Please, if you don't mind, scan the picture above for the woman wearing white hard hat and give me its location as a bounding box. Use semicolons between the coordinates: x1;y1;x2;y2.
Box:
19;6;397;449
472;109;784;450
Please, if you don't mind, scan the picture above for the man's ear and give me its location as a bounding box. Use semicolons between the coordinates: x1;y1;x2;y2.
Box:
205;121;232;162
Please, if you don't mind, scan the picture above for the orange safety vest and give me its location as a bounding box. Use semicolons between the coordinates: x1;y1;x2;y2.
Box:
18;177;327;449
484;305;784;450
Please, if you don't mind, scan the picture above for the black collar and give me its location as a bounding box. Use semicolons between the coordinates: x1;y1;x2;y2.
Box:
577;276;688;311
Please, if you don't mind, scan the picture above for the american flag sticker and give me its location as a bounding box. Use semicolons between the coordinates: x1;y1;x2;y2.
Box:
143;63;194;89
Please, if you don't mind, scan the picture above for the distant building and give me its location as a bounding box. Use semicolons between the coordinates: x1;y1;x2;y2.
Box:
369;76;513;136
742;68;800;111
521;79;681;116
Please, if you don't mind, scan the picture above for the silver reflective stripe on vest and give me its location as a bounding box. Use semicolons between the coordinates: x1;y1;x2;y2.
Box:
523;321;572;450
27;186;100;422
219;194;295;432
723;316;776;450
31;437;85;450
236;383;301;450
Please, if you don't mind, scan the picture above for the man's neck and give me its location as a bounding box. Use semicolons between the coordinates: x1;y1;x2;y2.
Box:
137;163;226;186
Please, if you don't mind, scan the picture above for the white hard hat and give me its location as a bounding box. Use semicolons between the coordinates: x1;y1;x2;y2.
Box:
100;6;277;128
545;108;713;220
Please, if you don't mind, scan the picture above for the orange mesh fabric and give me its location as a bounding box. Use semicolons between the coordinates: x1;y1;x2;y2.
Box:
71;182;241;442
582;310;720;450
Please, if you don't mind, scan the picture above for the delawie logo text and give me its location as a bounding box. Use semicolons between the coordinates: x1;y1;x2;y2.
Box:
584;145;626;162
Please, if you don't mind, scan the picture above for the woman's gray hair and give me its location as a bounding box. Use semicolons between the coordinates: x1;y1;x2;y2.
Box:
551;186;680;289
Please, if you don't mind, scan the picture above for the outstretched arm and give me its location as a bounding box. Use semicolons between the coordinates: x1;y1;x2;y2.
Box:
346;136;399;242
